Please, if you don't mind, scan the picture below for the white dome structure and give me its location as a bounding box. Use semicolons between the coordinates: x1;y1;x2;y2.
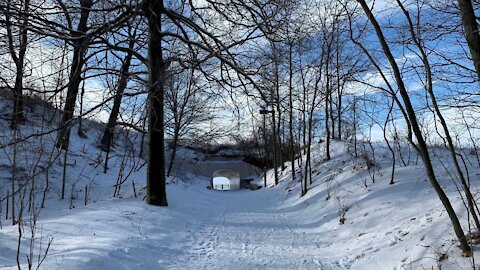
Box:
212;169;240;190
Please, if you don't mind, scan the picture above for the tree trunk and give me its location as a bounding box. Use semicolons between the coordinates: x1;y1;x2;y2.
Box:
457;0;480;80
6;0;30;129
139;110;147;158
100;49;134;152
275;80;284;172
336;32;342;140
384;98;395;185
144;0;168;206
166;129;179;177
77;77;87;138
11;69;24;130
325;47;331;161
263;114;267;187
56;0;93;150
301;63;307;155
329;87;335;140
353;98;357;157
288;42;295;181
271;110;279;185
304;38;326;194
329;22;335;140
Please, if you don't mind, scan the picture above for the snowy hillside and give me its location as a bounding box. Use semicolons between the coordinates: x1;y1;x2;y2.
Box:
0;99;480;269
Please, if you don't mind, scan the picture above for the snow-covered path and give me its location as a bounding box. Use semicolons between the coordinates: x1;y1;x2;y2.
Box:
161;184;348;270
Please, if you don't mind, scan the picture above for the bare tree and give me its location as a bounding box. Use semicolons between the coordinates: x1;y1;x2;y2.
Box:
142;0;168;206
1;0;31;129
55;1;133;150
100;20;140;152
353;0;471;255
457;0;480;80
55;0;94;149
397;0;480;231
165;67;216;177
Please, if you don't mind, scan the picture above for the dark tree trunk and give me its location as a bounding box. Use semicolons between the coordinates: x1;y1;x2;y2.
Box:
384;98;395;185
336;32;342;140
263;114;268;187
56;0;93;149
144;0;168;206
324;27;334;160
56;46;88;149
166;129;179;177
11;69;24;130
306;95;316;192
77;78;87;138
457;0;480;80
325;52;331;161
6;0;30;129
353;98;357;157
272;109;279;185
269;44;280;185
301;70;307;155
100;48;134;152
275;74;284;172
337;88;342;140
288;42;295;181
329;88;335;140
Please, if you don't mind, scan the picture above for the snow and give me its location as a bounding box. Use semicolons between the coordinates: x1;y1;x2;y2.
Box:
1;101;480;269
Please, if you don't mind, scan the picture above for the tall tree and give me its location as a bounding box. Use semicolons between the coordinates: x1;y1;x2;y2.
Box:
55;0;94;149
139;0;286;203
100;21;138;152
143;0;168;206
3;0;30;129
55;1;132;149
165;67;216;177
323;22;334;161
457;0;480;80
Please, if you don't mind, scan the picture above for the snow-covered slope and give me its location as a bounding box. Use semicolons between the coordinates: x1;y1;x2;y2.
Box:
0;99;479;269
274;141;477;269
